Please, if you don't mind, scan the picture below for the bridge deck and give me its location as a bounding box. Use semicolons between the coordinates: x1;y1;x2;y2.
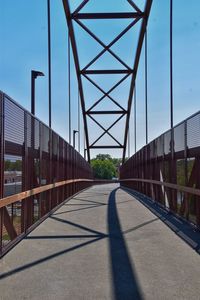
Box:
0;184;200;300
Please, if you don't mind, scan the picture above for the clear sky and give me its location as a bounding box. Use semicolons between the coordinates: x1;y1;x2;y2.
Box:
1;0;200;158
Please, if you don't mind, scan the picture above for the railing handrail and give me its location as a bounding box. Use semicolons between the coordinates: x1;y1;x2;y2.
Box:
0;178;93;209
120;178;200;196
0;179;120;209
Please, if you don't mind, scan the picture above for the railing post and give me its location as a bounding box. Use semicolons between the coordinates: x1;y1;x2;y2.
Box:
49;129;53;209
23;111;28;232
0;92;4;255
184;121;189;219
39;122;42;218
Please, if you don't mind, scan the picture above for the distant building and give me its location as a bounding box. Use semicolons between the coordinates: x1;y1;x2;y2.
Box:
4;171;22;184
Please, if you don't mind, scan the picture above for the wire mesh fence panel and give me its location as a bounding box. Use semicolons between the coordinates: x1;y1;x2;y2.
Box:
0;92;93;257
120;111;200;227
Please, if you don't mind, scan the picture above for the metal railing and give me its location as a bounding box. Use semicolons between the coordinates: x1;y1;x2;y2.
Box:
0;91;93;257
120;111;200;227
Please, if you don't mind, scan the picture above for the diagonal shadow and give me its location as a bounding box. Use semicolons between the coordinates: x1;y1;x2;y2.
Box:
54;204;105;215
123;217;158;235
64;203;100;206
122;187;200;254
108;188;143;300
25;218;159;241
50;215;106;237
0;186;162;285
25;234;100;240
0;237;103;280
72;197;106;206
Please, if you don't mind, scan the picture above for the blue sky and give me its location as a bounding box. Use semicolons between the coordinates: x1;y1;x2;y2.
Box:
1;0;200;158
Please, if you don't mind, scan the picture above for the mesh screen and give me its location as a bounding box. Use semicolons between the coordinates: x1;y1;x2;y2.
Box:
174;123;185;152
52;132;58;156
187;114;200;149
164;131;171;155
26;114;40;151
0;93;93;256
4;98;24;146
157;135;164;157
41;125;49;153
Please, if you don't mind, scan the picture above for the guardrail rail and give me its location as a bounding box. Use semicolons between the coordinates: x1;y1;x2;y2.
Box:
0;91;93;257
120;111;200;227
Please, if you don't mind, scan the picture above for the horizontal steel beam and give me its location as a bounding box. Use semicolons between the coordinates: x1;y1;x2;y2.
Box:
89;146;124;149
86;110;127;115
73;12;144;19
81;69;133;75
120;178;200;197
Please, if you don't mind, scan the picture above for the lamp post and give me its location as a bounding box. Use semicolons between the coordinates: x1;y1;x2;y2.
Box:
31;70;44;115
84;148;87;160
73;130;79;149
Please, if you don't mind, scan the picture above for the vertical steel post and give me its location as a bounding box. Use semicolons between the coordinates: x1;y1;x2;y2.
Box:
0;92;4;255
39;122;42;217
0;92;4;199
31;71;44;116
170;0;173;129
145;31;148;144
73;130;78;149
84;149;87;160
47;0;52;128
170;0;176;212
49;129;53;209
78;93;80;153
68;34;71;144
31;72;35;115
23;112;28;232
134;85;137;153
184;120;189;219
128;128;130;158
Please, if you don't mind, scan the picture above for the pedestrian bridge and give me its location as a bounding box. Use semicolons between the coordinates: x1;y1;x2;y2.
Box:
1;183;200;299
1;0;200;298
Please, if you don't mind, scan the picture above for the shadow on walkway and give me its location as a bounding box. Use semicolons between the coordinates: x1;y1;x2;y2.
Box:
1;186;158;300
122;187;200;254
108;188;143;300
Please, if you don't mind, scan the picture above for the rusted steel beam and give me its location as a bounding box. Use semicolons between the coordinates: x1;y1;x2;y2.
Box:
83;74;126;112
86;111;127;115
81;69;132;75
88;114;124;147
123;0;153;162
72;0;90;15
0;179;93;209
120;178;200;197
62;0;90;162
87;74;130;112
90;146;124;149
3;207;17;241
75;19;131;70
73;12;143;19
75;18;140;71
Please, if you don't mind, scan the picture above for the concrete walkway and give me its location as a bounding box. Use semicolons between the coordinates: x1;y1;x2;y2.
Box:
0;184;200;300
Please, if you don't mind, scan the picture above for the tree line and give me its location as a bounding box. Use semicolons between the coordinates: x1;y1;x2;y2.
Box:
90;154;122;180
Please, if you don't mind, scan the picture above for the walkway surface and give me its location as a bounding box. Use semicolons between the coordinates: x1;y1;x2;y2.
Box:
1;184;200;300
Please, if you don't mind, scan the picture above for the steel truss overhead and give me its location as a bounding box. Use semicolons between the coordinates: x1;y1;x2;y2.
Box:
63;0;152;163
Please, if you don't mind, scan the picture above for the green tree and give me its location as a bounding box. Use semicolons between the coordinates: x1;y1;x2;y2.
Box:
91;154;121;179
95;154;112;161
91;157;116;179
5;159;22;171
5;160;12;171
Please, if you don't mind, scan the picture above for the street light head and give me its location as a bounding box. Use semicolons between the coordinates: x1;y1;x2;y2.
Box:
32;70;45;79
73;130;79;134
